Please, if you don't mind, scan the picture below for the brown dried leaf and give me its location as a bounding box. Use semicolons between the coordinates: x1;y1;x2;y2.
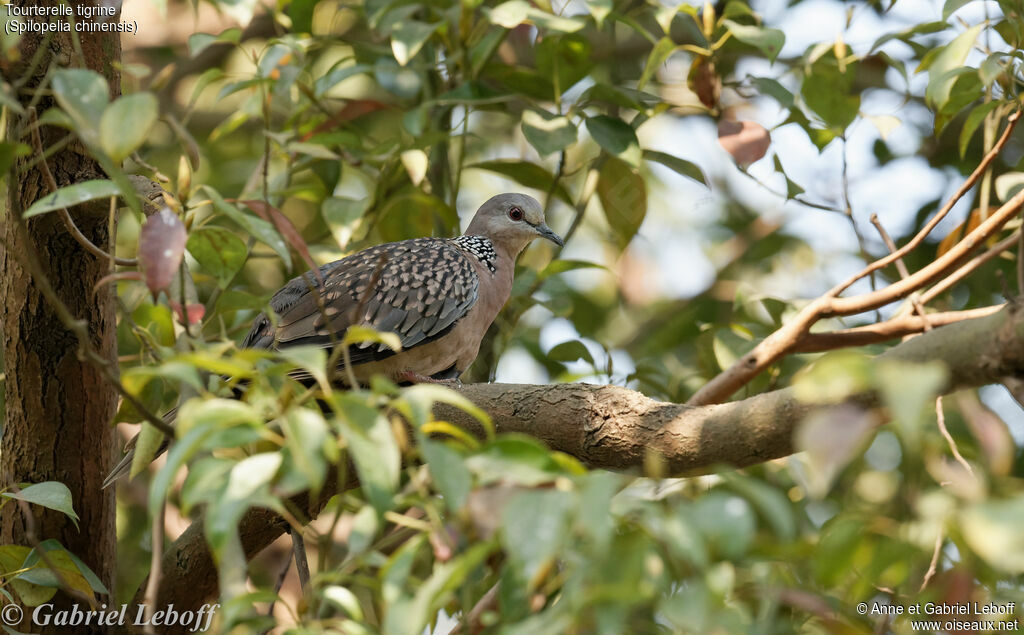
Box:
242;200;323;286
138;207;187;298
936;207;989;257
718;119;771;166
688;56;720;109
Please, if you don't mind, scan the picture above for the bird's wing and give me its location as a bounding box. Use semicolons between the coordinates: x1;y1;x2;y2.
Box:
242;238;480;365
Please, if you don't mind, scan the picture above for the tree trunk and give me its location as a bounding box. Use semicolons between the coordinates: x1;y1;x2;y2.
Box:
1;1;121;629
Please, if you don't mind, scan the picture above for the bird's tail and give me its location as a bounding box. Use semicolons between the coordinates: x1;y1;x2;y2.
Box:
102;407;177;489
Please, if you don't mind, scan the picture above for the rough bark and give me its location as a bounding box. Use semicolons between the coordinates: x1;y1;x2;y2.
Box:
148;301;1024;617
1;0;121;626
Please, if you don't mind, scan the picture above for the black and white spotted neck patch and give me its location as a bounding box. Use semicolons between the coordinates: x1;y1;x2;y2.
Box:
452;235;497;273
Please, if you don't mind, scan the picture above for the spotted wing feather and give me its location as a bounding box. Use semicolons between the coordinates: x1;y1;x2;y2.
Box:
241;238;480;365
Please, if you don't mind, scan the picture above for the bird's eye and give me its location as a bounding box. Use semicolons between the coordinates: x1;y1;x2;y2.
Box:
508;207;524;221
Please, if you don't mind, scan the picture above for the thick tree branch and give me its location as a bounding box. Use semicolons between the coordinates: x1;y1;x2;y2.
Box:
150;303;1024;619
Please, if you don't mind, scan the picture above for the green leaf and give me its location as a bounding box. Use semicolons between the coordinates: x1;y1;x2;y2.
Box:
391;21;441;66
869;21;948;53
586;115;641;167
403;384;494;439
488;0;585;32
596;156;647;249
874;360;948;446
129;421;166;480
639;37;676;90
467;160;573;205
538;259;607;279
217;0;260;26
795;405;876;498
23;180;122;218
322;196;371;249
961;496;1024;573
547;340;594;365
51;69;109;140
2;483;79;529
176;397;262;438
385;542;495;634
488;0;529;27
322;586;364;621
690;492;757;559
20;540;97;600
421;440;471;513
186;226;248;289
330;394;401;514
148;425;217;518
0;544;56;607
749;76;794;109
42;540;108;595
502;489;571;588
521;110;577;157
994;171;1024;203
801;53;860;130
201;186;291;269
959;101;1002;158
773;155;805;198
205;452;284;562
793;350;872;404
180;458;232;514
586;0;613;27
100;92;158;162
314;63;372;97
535;34;593;96
377;192;458;243
0;142;29;177
722;20;784;63
466;436;566;486
943;0;974;20
278;346;330;392
282;407;329;494
187;28;241;57
924;24;983;110
720;473;796;541
642;149;708;186
979;53;1005;86
348;505;379;556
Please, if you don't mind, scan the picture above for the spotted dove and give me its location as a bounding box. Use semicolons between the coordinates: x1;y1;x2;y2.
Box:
103;193;562;486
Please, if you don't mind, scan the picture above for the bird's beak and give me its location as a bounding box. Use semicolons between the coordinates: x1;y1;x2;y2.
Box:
536;223;564;247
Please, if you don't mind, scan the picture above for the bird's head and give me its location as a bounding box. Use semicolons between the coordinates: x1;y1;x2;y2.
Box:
465;193;563;254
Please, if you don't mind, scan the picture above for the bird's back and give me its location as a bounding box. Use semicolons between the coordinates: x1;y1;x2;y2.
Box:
242;237;484;366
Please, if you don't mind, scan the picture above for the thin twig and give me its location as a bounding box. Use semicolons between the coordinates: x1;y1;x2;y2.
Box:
869;214;930;329
27;110;137;267
451;583;499;635
936;395;973;476
690;177;1024;405
1017;221;1023;296
832;110;1021;297
919;529;944;592
842;136;878;301
736;168;845;213
918;229;1020;305
142;503;166;635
